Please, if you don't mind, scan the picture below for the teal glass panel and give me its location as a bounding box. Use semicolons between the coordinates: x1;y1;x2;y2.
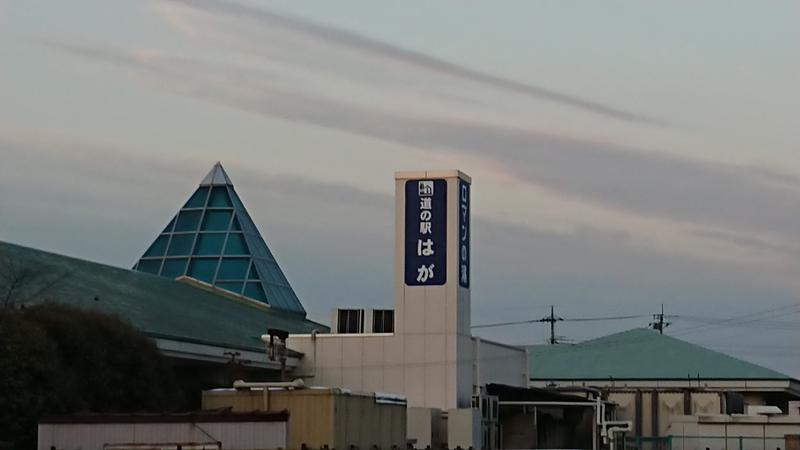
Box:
216;258;249;280
201;210;232;231
208;186;232;207
187;258;218;283
217;281;244;295
243;282;267;301
162;217;175;233
137;259;162;274
224;234;249;255
167;234;195;256
248;264;259;280
174;210;202;232
184;187;209;208
143;235;169;257
161;258;188;277
193;233;225;255
230;216;242;231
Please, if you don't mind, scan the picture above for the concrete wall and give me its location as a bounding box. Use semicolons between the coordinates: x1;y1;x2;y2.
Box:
38;421;286;450
202;388;405;449
407;407;443;449
608;391;721;436
448;408;482;450
667;415;800;450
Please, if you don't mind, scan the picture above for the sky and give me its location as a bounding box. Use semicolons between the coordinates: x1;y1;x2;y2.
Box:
1;1;799;376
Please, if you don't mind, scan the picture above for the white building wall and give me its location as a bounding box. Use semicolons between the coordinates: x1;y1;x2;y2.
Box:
475;338;530;388
288;171;528;413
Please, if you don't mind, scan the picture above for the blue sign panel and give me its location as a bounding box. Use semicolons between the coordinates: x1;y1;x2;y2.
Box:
458;179;470;288
405;179;447;286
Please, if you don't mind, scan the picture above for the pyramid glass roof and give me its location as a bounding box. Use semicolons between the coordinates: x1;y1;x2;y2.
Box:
134;162;307;316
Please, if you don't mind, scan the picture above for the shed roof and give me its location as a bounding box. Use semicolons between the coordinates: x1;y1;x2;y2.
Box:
0;241;326;353
527;328;791;381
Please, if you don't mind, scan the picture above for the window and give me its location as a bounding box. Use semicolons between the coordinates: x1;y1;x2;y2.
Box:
143;235;169;257
193;233;225;255
162;218;175;233
174;210;202;232
216;281;244;295
224;233;249;255
243;282;267;302
208;186;232;207
161;258;188;278
372;309;394;333
137;259;162;274
337;309;364;334
230;216;242;231
166;234;195;256
187;258;218;283
248;264;259;280
201;210;232;231
183;187;209;208
216;258;249;280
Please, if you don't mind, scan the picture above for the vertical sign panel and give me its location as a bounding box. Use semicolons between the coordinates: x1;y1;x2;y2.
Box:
458;179;470;288
405;179;447;286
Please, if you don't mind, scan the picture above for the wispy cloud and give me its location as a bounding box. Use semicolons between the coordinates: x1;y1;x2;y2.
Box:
156;0;661;125
37;41;800;246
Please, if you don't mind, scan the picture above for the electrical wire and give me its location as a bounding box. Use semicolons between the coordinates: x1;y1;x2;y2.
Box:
471;313;649;329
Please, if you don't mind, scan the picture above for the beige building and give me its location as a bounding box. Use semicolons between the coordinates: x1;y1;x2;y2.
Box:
38;411;288;450
202;386;406;450
667;414;800;450
287;171;529;448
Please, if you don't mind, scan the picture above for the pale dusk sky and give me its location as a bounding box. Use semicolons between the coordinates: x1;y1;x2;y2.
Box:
1;1;799;375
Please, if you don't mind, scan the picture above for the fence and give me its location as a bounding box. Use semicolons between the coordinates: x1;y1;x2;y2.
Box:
625;435;790;450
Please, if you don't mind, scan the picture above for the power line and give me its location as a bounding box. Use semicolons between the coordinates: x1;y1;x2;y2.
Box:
471;311;649;328
670;303;800;337
564;314;651;322
471;318;542;329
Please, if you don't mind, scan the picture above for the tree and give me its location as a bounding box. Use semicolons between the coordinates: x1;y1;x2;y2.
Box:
0;256;68;309
0;304;182;450
0;311;65;450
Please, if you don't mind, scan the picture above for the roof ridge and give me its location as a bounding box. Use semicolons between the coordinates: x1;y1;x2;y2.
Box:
527;327;793;381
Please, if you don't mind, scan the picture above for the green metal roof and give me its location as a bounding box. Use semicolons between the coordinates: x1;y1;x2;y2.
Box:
527;328;791;381
0;241;327;353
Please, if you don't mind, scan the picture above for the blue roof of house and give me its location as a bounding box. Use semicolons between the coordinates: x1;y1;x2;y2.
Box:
527;328;791;381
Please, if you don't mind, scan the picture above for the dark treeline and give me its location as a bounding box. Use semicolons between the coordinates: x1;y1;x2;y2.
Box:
0;304;183;450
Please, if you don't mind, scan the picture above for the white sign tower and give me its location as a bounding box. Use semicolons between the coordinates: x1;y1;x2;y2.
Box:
393;170;472;409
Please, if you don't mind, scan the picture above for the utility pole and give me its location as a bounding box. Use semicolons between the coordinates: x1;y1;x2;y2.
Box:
540;305;563;344
650;303;670;334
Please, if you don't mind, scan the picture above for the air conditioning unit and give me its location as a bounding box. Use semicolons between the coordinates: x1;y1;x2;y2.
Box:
746;405;783;416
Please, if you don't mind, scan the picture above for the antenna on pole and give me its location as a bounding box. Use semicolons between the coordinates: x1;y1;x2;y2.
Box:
541;305;564;344
650;303;670;334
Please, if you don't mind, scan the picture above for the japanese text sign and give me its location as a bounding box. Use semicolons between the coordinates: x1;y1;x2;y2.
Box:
405;179;447;286
458;179;470;288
